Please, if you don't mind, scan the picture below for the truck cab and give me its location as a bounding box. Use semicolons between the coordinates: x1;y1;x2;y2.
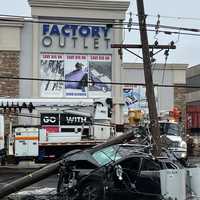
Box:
159;120;187;159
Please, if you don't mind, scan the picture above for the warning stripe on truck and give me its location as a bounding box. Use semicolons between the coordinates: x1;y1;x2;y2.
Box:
15;136;38;140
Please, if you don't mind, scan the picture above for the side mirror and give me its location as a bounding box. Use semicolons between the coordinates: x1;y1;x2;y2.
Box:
115;165;123;181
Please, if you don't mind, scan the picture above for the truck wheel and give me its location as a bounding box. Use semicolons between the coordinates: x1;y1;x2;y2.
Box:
79;181;104;200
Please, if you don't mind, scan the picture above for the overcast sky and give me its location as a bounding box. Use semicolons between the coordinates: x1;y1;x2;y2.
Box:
1;0;200;67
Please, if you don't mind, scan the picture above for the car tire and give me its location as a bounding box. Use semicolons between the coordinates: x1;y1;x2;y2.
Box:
79;181;104;200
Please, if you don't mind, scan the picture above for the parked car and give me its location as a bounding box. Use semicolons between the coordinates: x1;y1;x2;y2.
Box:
57;143;180;200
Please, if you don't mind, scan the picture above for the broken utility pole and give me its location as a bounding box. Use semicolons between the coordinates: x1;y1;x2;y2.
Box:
136;0;161;156
112;1;176;156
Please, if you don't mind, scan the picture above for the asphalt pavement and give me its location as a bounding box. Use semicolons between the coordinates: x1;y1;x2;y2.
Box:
0;157;200;200
0;165;58;200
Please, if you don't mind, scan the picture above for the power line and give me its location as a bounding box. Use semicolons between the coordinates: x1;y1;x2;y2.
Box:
0;75;199;89
2;11;200;23
116;26;200;37
137;13;200;22
1;14;200;36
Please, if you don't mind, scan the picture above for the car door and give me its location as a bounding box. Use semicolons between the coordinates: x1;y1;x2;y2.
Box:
136;158;161;195
111;157;142;199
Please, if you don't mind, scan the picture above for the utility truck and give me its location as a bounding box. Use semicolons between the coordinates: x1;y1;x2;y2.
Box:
128;108;187;159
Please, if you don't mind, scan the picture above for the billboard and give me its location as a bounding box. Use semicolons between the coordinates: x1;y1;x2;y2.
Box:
40;53;112;98
123;86;158;114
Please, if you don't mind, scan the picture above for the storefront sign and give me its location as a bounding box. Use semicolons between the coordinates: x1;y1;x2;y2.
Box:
43;24;110;38
41;113;59;125
60;113;91;125
41;24;111;50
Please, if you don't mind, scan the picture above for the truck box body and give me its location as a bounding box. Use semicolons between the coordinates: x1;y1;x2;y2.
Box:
186;105;200;130
14;127;39;157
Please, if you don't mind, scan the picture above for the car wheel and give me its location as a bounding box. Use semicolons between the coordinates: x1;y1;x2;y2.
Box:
79;181;104;200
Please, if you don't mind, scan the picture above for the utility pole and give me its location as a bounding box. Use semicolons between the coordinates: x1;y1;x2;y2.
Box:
136;0;161;156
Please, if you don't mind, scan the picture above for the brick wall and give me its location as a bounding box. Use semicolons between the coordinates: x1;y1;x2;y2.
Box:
0;51;20;135
0;51;19;97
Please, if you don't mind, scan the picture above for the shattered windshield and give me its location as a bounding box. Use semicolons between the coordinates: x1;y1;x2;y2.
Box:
92;145;122;166
159;122;180;136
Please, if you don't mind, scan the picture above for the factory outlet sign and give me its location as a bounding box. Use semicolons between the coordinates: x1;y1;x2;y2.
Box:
39;23;112;99
41;24;111;50
41;113;91;126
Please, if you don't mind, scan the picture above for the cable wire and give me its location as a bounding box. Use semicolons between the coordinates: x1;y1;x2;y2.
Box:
2;15;200;37
0;75;199;89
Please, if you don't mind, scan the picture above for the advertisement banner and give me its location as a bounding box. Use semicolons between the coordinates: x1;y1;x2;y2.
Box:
64;54;88;98
123;86;158;114
40;113;59;126
88;55;112;98
60;113;92;126
40;53;64;97
40;54;112;98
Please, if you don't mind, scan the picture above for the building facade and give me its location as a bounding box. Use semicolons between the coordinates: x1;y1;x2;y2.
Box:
0;19;24;133
0;0;188;137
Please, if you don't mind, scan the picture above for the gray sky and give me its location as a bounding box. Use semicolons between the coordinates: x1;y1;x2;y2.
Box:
1;0;200;66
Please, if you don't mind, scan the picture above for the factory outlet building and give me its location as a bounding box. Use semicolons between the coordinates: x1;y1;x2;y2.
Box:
0;0;187;136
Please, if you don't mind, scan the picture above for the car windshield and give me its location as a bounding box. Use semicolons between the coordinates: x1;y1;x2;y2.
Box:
92;145;122;166
92;144;143;166
159;122;180;136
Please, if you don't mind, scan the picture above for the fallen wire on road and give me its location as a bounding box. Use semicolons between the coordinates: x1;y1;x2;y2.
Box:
7;188;58;200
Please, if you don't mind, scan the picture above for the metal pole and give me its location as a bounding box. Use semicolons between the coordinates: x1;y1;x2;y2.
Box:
136;0;161;156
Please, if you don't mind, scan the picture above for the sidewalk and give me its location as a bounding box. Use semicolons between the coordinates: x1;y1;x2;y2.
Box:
0;161;46;170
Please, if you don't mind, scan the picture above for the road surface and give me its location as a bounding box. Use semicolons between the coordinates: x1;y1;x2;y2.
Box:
0;166;57;200
0;157;200;200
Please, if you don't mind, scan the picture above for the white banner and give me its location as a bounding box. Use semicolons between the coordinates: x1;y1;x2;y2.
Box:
40;53;64;97
88;55;112;98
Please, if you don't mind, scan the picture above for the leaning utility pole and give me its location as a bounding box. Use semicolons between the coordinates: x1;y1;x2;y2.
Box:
136;0;161;156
